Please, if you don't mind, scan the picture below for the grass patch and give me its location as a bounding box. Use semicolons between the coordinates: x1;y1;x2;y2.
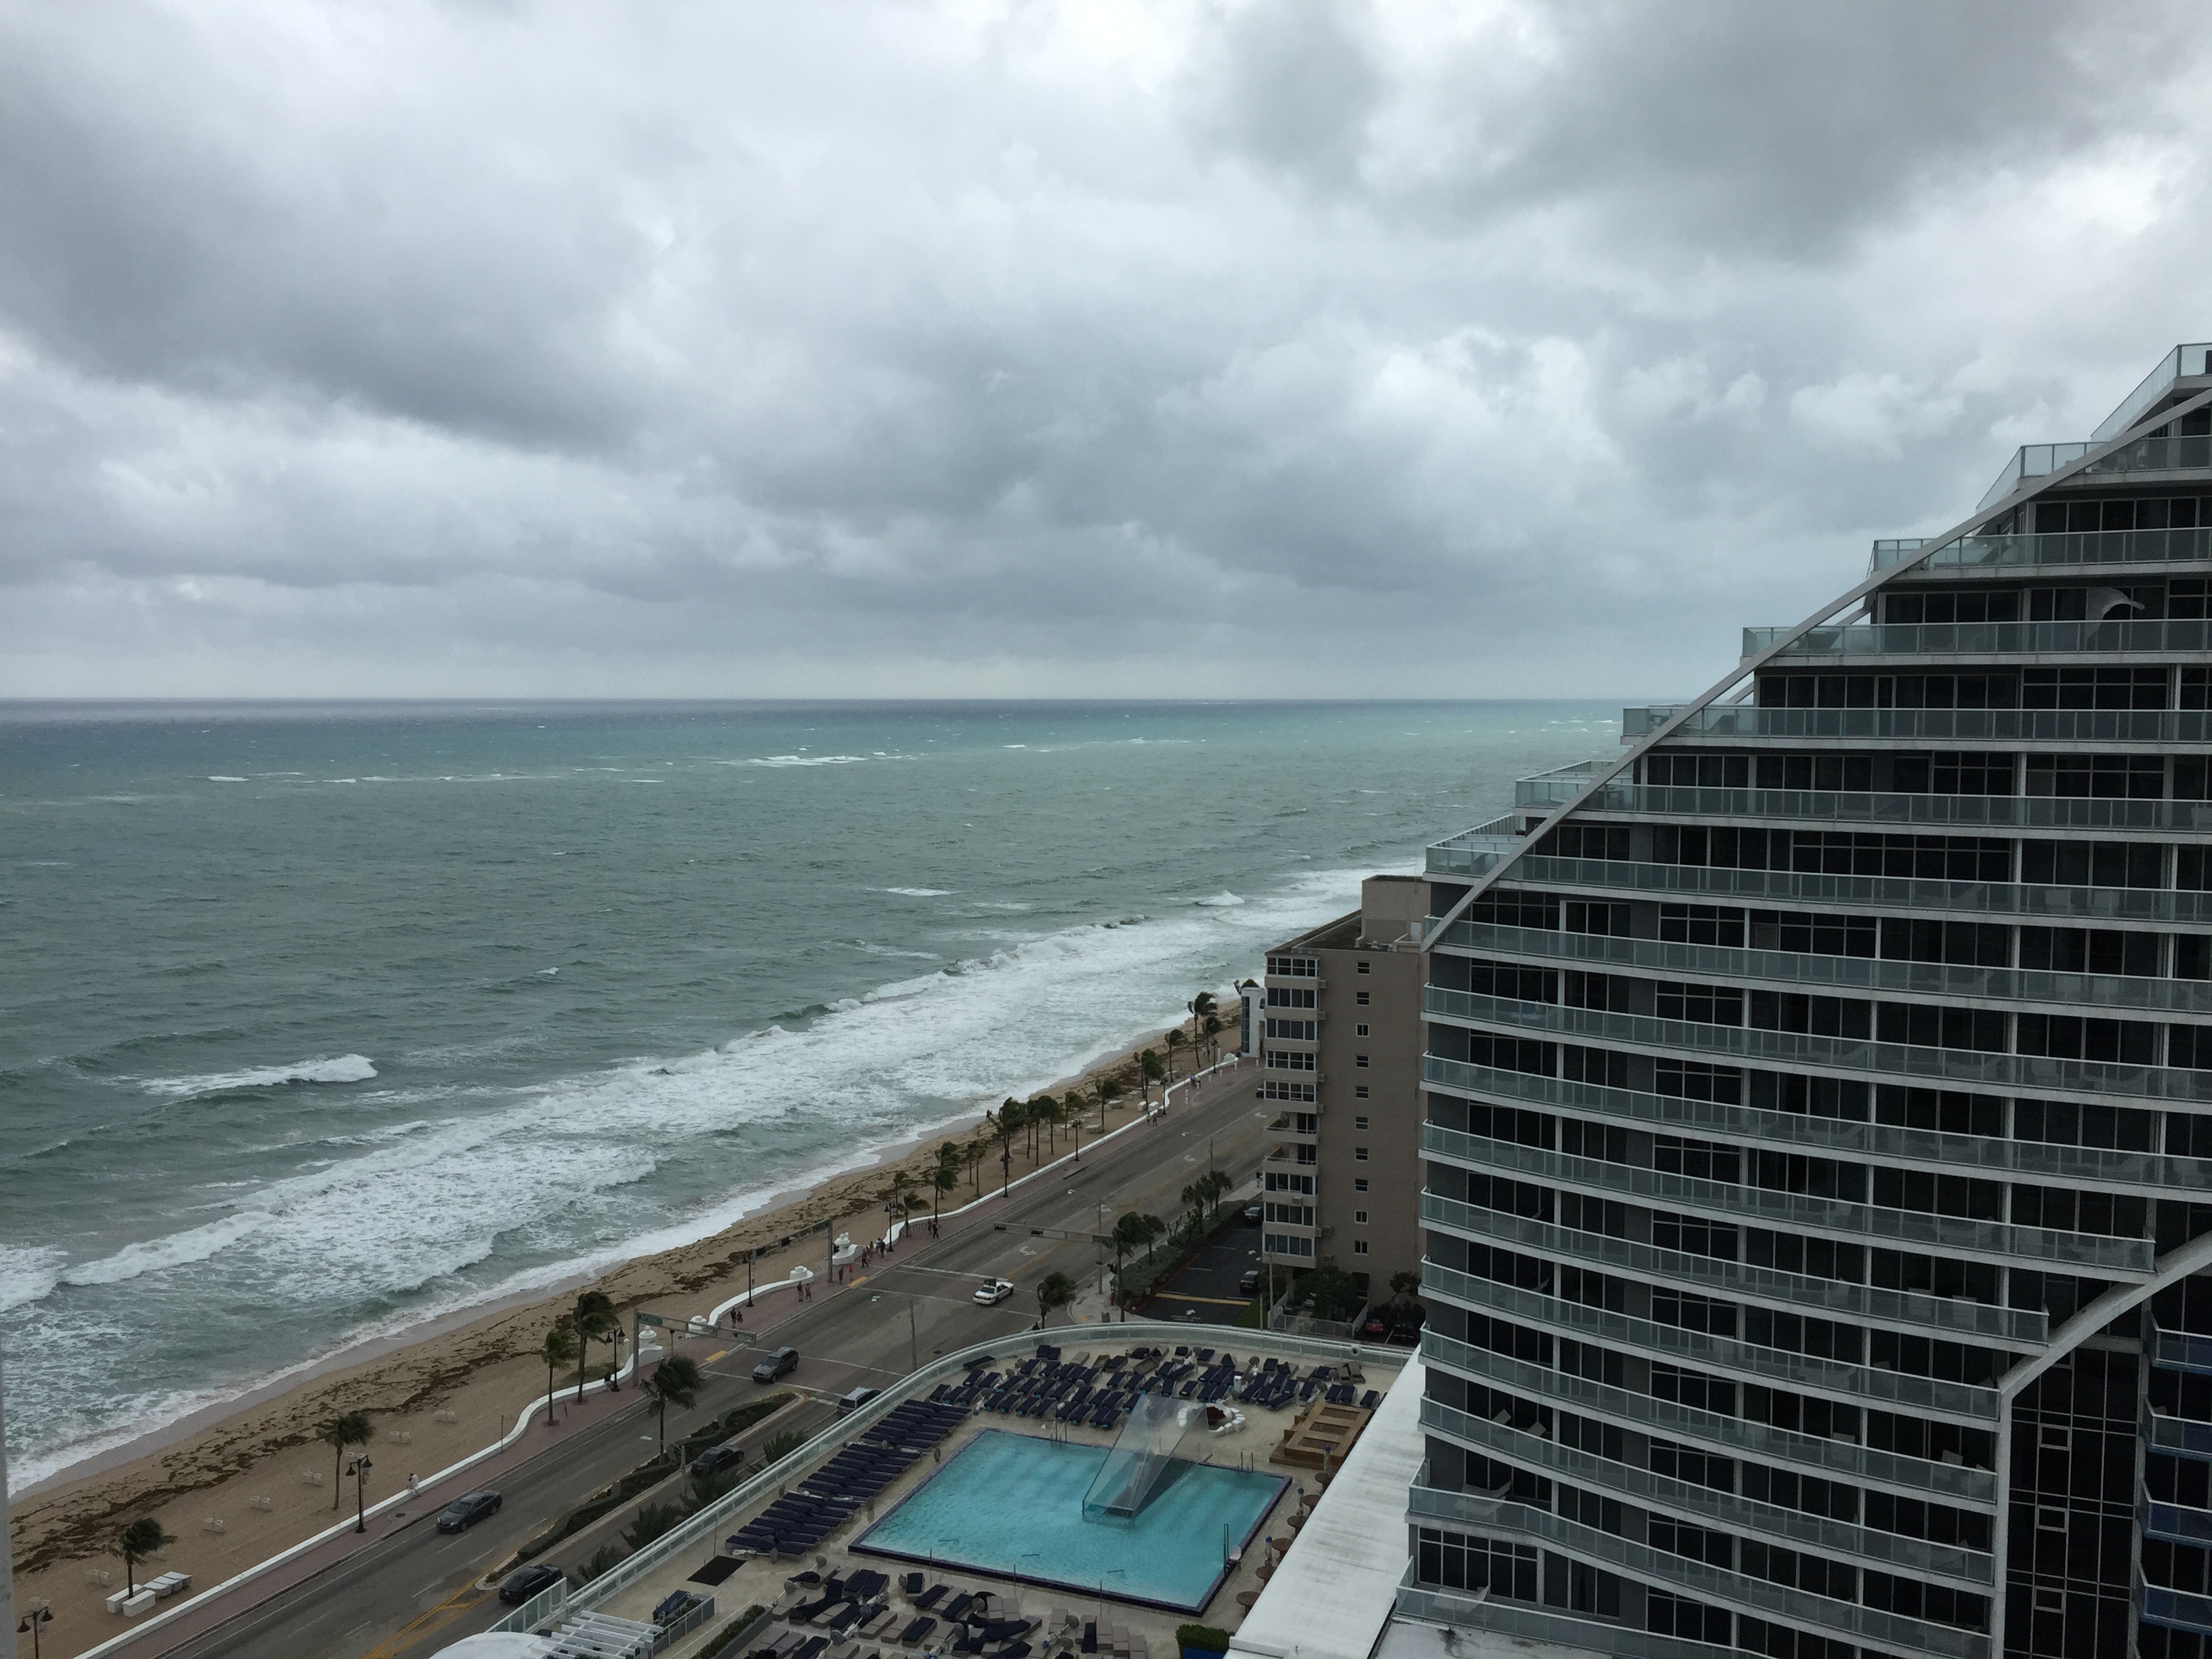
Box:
1232;1294;1268;1330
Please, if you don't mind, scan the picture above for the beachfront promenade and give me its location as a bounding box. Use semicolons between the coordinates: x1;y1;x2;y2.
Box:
124;1059;1269;1659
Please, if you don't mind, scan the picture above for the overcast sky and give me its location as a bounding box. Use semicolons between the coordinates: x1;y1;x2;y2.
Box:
2;1;2208;701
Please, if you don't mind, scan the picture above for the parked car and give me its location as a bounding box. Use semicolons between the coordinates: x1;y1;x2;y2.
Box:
689;1444;744;1477
1389;1306;1428;1347
1242;1202;1263;1224
435;1490;502;1533
497;1563;566;1605
752;1345;800;1382
1359;1305;1393;1340
1237;1268;1262;1294
838;1385;882;1415
973;1278;1015;1305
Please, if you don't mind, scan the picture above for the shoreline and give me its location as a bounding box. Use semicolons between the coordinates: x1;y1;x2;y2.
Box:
5;1000;1242;1624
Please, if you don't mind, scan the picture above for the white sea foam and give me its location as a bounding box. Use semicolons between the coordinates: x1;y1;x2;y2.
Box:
737;754;897;768
878;887;955;897
0;1245;64;1314
140;1054;379;1097
11;862;1404;1485
1193;891;1245;907
205;775;247;783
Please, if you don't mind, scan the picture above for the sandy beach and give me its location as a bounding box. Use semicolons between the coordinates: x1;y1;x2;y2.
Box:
7;1006;1237;1653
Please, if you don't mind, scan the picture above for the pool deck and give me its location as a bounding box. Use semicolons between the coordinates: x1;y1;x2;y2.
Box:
574;1336;1408;1659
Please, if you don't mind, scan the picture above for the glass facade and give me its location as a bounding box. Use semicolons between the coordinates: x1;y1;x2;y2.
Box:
1404;349;2212;1658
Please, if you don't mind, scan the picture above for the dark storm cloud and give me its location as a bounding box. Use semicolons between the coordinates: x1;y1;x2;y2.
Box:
0;0;2208;698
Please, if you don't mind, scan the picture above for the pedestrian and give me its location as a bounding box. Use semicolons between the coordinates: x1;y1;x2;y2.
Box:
407;1473;420;1502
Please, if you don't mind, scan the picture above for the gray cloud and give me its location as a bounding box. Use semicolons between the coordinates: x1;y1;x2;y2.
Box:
1;0;2209;699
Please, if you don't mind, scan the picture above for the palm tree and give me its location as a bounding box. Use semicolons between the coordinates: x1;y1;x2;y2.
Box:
932;1155;959;1226
1036;1271;1078;1326
1063;1092;1085;1145
1097;1076;1122;1130
1203;1014;1223;1063
1180;1181;1207;1242
965;1135;985;1197
318;1412;372;1509
115;1517;176;1597
573;1290;617;1400
1135;1211;1168;1263
541;1319;578;1427
1201;1168;1235;1221
645;1356;705;1453
1140;1050;1164;1101
1111;1212;1151;1287
886;1169;914;1244
1164;1029;1187;1079
994;1100;1023;1193
1189;992;1218;1060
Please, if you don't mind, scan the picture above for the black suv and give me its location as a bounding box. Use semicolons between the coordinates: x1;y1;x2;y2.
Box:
435;1490;503;1532
752;1346;799;1383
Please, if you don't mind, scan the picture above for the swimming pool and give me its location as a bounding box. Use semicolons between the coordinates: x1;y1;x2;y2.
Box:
853;1429;1288;1614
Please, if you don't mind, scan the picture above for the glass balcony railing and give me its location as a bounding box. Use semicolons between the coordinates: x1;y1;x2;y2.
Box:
1977;427;2212;513
2146;1501;2212;1549
1517;778;2212;835
2143;1585;2212;1638
1419;1198;2039;1345
1443;920;2212;1018
1410;1429;1994;1585
1422;1256;2001;1421
1391;1588;1746;1659
2093;344;2212;442
1431;1052;2188;1214
2148;1413;2212;1460
1416;1344;1997;1504
1398;1489;1990;1658
1423;995;2212;1112
1744;617;2212;659
1419;1126;2152;1273
2154;1330;2212;1377
1870;526;2212;573
1623;706;2212;747
1486;853;2212;928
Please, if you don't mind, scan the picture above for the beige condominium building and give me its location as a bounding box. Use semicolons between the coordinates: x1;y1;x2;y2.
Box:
1257;874;1429;1304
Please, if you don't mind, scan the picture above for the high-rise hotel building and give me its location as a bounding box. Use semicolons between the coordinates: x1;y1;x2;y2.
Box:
1404;344;2212;1659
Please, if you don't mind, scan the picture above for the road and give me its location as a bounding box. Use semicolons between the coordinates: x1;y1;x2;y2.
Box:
155;1065;1271;1659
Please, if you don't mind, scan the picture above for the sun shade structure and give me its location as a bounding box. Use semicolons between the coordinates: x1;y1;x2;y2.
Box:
1404;346;2212;1659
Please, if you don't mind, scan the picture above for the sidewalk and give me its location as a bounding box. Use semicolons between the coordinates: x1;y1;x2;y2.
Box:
120;1382;646;1658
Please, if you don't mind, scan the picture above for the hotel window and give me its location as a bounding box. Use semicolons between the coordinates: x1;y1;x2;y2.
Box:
1354;1178;1369;1192
1353;1240;1369;1255
1357;962;1370;974
1355;1054;1370;1068
1355;1086;1369;1099
1356;1023;1370;1036
1355;1115;1370;1130
1355;991;1370;1005
1267;955;1319;978
1355;1210;1369;1225
1355;1147;1370;1161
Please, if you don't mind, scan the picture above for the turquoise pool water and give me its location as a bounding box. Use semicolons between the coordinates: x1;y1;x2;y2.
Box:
853;1429;1288;1614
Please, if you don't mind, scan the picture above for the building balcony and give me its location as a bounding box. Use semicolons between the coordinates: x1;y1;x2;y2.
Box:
1423;1000;2212;1110
1418;1205;2043;1347
1469;853;2212;928
1410;1427;1994;1588
1516;777;2212;836
1416;1366;1995;1507
1391;1585;1723;1659
2145;1501;2212;1549
1430;1057;2185;1208
1420;1258;2001;1423
2143;1585;2212;1639
1439;923;2212;1020
2154;1330;2212;1377
1742;617;2212;663
1869;525;2212;574
1621;705;2212;750
1418;1125;2154;1275
2148;1411;2212;1461
1403;1493;1990;1659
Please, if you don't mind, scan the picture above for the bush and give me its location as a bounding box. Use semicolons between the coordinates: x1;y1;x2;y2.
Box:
579;1542;628;1582
698;1605;771;1659
1175;1625;1233;1655
622;1499;685;1551
760;1428;806;1464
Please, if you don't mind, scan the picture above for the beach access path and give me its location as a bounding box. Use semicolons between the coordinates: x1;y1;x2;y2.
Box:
131;1056;1272;1659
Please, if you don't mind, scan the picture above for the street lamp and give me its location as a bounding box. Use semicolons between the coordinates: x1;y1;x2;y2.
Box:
869;1292;921;1374
19;1601;54;1659
344;1454;373;1534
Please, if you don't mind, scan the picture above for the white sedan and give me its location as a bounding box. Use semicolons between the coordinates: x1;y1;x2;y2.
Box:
973;1278;1016;1305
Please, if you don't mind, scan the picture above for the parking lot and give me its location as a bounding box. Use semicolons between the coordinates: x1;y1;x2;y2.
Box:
1137;1202;1265;1324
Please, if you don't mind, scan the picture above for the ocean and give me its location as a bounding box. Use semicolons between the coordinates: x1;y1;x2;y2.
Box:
0;699;1610;1486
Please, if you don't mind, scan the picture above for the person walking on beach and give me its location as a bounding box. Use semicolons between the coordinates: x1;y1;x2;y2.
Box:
407;1474;420;1503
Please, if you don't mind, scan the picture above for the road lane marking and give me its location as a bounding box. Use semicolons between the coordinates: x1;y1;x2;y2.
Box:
357;1578;489;1659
